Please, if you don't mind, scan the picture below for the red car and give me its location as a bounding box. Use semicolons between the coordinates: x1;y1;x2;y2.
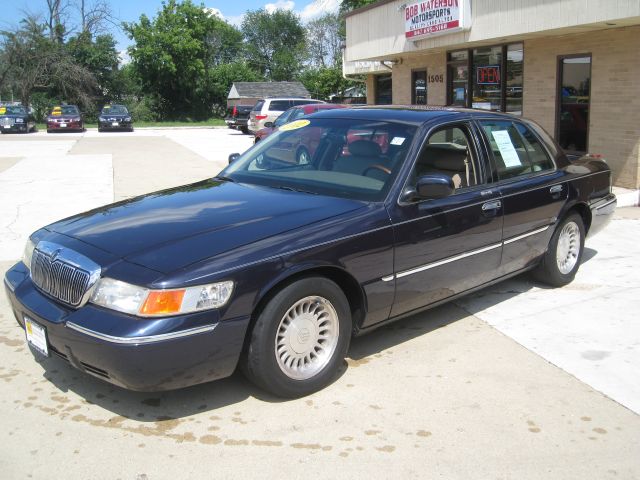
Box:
46;105;84;133
254;103;346;144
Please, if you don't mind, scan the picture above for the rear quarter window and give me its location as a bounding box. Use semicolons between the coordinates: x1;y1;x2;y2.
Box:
252;101;265;112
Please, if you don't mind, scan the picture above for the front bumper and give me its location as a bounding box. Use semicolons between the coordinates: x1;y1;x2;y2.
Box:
98;120;133;130
1;123;28;132
47;121;83;131
4;262;250;391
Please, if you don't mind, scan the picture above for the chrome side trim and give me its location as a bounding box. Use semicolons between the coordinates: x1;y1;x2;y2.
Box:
503;225;550;245
66;322;218;344
381;274;395;282
387;242;503;281
595;198;617;210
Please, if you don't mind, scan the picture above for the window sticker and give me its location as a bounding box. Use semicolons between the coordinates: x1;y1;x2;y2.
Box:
0;107;6;115
390;137;406;146
491;130;522;167
279;119;310;131
52;107;62;116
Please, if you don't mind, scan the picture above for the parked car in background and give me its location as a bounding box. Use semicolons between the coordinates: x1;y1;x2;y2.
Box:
254;103;346;143
224;105;252;134
248;98;325;134
0;104;36;134
98;104;133;132
5;107;615;398
46;105;84;133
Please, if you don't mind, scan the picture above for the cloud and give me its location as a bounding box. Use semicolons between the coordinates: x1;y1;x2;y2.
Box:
118;50;131;66
226;14;245;27
265;0;295;14
203;7;224;19
299;0;341;21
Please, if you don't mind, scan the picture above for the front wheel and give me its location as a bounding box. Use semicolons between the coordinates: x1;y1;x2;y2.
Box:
243;277;352;398
532;213;585;287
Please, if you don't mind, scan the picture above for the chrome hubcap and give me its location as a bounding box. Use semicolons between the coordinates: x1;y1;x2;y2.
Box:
275;296;339;380
556;221;580;274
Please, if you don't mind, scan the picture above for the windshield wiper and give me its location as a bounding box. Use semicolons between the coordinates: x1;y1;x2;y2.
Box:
270;185;318;195
214;175;235;183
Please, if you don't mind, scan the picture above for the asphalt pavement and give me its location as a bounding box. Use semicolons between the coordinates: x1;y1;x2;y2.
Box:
0;128;638;479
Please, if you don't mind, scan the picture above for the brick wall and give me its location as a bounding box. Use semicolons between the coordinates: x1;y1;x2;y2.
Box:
524;26;640;189
391;52;447;105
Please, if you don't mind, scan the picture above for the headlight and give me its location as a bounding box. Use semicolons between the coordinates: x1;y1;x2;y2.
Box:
23;238;36;269
15;118;24;123
90;278;234;317
72;117;81;122
99;117;106;122
125;117;131;122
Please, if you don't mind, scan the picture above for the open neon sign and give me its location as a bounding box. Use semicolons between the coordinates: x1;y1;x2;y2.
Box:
476;65;500;85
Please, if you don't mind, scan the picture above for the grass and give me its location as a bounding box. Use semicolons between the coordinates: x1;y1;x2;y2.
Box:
34;119;226;130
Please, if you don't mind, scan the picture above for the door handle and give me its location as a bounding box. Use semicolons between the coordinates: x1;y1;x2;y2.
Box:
550;185;563;194
482;200;502;212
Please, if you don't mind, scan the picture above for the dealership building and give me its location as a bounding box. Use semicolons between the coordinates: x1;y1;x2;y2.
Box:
344;0;640;190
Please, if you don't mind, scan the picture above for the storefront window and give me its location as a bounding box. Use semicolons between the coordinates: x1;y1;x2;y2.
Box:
447;43;523;115
447;50;468;107
506;44;523;115
375;74;392;105
472;46;502;111
412;70;427;105
557;55;591;153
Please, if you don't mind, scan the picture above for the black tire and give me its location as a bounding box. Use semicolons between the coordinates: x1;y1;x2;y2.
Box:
532;213;585;287
47;129;52;133
243;276;352;398
241;126;249;134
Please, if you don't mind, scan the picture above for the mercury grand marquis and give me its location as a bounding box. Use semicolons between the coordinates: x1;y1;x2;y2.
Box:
4;107;616;398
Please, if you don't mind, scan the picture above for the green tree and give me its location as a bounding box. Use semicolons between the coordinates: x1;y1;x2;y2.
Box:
125;0;246;119
66;32;120;101
206;62;262;116
241;9;306;81
299;66;361;101
306;13;342;68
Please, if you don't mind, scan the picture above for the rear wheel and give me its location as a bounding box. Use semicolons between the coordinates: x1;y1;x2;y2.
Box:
532;213;585;287
243;277;352;398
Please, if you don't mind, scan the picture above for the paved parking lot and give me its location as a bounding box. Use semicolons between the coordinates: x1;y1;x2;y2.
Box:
1;128;639;479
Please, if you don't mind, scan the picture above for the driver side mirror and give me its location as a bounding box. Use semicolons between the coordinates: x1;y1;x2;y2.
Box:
228;153;240;164
402;174;454;202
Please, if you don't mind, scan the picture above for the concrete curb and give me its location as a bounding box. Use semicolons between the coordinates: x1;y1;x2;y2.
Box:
613;187;639;207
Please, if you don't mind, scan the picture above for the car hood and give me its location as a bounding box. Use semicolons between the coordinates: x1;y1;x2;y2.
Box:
101;114;129;119
48;115;80;120
46;179;365;273
0;114;28;119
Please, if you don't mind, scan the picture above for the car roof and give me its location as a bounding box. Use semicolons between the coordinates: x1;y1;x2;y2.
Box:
298;103;346;113
309;105;521;126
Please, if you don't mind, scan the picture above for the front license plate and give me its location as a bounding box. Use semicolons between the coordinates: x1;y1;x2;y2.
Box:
60;123;67;127
3;125;10;129
112;122;119;126
25;316;49;356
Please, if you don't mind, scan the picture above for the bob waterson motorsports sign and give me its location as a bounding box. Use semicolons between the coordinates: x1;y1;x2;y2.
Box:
405;0;471;39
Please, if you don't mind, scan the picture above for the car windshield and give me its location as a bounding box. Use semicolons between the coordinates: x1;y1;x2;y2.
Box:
102;105;128;115
51;105;79;115
1;105;27;115
222;118;416;202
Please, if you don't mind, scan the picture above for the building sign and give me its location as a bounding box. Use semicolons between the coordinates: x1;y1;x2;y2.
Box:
405;0;469;39
476;65;501;85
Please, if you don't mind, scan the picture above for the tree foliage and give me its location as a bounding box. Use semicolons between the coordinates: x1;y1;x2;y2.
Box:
125;0;245;119
306;13;342;68
241;9;307;81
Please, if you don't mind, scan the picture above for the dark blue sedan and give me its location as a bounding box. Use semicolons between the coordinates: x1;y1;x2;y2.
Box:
4;107;616;397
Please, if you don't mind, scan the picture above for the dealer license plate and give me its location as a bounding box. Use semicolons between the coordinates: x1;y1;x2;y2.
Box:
3;125;10;129
60;123;67;127
112;122;119;126
25;316;49;356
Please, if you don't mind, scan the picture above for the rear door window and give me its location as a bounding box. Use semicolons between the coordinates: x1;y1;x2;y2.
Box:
480;120;554;180
269;100;291;112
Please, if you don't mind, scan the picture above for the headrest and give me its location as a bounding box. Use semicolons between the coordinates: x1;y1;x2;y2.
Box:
421;145;467;170
349;140;382;157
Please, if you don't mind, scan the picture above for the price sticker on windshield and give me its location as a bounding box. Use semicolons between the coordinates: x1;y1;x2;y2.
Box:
0;107;6;115
280;119;310;131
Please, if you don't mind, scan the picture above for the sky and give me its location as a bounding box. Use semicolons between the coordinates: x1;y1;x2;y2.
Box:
0;0;341;52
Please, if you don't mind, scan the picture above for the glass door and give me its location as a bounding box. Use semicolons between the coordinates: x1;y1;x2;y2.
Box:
557;55;591;153
412;70;427;105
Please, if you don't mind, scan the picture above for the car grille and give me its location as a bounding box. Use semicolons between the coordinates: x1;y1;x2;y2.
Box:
29;242;101;308
1;117;15;126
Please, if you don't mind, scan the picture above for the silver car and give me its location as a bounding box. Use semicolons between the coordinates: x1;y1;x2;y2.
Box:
248;98;325;133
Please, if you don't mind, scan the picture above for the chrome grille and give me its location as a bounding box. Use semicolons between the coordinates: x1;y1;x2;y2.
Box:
29;242;101;308
1;117;15;126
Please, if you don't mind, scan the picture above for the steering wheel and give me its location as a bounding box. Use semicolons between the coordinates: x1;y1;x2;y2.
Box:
362;164;391;177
